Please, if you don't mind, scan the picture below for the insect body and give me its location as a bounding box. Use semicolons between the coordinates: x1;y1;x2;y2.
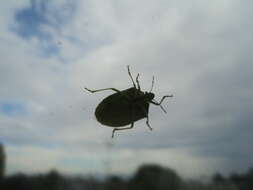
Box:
85;66;173;138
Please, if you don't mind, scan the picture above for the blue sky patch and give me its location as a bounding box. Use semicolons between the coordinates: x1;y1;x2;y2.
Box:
13;0;76;39
14;0;50;39
0;103;26;116
12;0;76;57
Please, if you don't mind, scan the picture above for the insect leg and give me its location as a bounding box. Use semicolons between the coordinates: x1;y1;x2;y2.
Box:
111;122;134;138
136;103;152;131
150;95;173;105
143;109;152;131
150;95;173;113
127;65;137;88
149;76;154;92
84;87;121;93
84;87;131;101
111;104;135;138
136;73;141;91
146;115;152;131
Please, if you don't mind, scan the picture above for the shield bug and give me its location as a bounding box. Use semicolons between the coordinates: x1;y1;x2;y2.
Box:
85;66;173;138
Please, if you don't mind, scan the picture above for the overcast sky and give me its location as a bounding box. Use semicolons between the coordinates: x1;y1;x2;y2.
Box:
1;0;253;179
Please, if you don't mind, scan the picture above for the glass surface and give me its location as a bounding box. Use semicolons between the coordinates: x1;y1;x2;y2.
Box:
0;1;252;189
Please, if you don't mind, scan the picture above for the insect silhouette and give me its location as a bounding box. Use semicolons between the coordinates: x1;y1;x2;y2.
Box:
85;66;173;138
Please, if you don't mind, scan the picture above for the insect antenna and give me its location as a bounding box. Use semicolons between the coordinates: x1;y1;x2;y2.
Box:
149;76;155;92
136;73;141;90
153;99;167;113
127;65;137;88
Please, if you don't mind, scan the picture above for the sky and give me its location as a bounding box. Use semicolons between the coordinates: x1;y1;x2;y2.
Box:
0;0;253;179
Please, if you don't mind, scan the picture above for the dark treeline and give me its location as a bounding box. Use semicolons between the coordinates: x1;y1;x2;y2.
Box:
0;165;253;190
1;144;253;190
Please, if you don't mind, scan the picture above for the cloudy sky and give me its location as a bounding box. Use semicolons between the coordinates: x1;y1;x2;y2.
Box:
1;0;253;179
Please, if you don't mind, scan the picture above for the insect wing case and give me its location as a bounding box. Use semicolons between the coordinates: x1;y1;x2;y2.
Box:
95;88;149;127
